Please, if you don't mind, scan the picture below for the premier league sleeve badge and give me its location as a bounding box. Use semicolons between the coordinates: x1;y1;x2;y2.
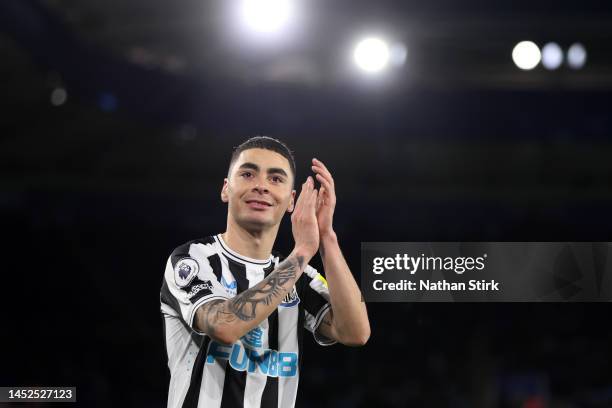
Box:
174;257;200;288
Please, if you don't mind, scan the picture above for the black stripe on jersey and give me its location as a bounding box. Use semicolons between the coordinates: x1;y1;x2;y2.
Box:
220;367;247;408
261;262;279;408
181;336;212;408
300;273;328;319
263;262;278;349
220;258;249;408
224;255;249;293
297;294;305;369
296;273;311;369
161;314;168;357
207;253;223;282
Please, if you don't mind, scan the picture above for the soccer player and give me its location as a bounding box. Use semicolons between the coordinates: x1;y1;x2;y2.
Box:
160;136;370;408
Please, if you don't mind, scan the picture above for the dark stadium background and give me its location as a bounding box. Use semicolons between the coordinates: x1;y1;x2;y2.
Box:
2;1;612;407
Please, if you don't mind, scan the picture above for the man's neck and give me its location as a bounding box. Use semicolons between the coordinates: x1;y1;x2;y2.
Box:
221;219;278;261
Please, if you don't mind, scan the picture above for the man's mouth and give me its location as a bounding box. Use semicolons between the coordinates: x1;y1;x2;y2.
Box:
245;200;272;210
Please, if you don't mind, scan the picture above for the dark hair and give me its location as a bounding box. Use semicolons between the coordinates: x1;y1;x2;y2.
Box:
228;136;296;181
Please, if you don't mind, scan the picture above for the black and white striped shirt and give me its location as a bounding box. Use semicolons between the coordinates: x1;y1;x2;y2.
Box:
160;234;335;408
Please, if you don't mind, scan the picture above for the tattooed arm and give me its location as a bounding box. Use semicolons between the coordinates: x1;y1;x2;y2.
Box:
194;252;307;344
195;176;320;344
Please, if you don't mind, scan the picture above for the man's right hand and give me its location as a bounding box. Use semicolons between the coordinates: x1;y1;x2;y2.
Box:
291;176;320;261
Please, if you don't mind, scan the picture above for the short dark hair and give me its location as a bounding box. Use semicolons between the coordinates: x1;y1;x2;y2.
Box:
228;136;296;181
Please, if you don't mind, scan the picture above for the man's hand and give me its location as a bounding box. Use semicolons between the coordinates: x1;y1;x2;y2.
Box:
291;176;320;260
311;158;336;238
310;158;371;346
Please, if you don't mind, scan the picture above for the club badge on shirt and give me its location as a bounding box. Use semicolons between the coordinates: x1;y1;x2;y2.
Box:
280;286;300;307
174;257;200;288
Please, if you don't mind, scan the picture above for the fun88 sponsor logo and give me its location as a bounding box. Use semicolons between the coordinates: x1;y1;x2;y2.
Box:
206;342;298;377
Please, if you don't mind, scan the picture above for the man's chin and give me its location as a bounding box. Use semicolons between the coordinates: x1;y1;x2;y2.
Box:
237;215;277;231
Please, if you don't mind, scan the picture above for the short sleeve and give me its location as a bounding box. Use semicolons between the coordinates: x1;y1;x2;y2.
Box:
301;265;337;346
160;240;229;334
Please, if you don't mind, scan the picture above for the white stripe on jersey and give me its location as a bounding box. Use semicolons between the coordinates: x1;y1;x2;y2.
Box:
277;289;300;408
160;234;335;408
198;354;226;408
242;259;270;408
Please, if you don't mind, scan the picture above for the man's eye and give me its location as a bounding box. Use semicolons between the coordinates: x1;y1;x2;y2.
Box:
241;172;252;178
271;176;284;183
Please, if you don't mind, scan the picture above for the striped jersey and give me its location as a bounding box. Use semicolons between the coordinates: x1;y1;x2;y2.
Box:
160;234;335;408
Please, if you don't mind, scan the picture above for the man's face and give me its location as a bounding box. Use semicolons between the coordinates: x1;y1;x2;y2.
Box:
222;148;296;231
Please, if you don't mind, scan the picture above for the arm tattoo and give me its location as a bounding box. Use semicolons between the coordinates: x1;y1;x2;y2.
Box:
197;255;305;336
229;255;304;321
197;299;237;339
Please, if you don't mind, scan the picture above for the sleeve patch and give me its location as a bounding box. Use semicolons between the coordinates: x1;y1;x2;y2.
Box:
174;257;200;288
186;279;214;304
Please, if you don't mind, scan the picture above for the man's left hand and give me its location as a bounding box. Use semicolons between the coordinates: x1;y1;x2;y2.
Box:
311;158;336;238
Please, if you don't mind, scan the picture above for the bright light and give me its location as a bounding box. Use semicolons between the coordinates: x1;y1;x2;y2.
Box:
50;87;67;106
567;43;587;69
240;0;293;34
353;37;390;73
512;41;541;70
541;42;563;70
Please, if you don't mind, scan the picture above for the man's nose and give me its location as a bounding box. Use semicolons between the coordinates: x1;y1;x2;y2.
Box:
253;179;269;193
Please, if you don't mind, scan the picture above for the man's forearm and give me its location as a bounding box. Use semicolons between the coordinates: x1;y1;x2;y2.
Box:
195;250;308;344
320;232;370;345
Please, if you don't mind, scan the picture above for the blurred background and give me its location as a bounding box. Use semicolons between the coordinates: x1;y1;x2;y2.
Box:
2;0;612;407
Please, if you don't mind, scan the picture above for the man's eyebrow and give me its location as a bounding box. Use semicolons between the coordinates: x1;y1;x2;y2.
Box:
267;167;288;177
238;162;259;171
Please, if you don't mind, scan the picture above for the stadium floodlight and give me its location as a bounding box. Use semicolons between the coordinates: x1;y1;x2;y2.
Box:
512;41;541;70
541;42;563;70
567;43;587;69
353;37;390;73
239;0;294;34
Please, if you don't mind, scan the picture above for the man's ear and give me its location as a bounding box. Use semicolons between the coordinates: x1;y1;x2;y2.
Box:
286;189;296;213
221;178;229;203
